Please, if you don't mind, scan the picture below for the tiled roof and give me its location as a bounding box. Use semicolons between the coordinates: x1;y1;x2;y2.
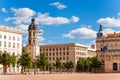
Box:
107;32;120;38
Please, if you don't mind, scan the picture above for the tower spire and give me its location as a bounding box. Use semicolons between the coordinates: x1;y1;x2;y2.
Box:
99;24;103;31
31;12;35;24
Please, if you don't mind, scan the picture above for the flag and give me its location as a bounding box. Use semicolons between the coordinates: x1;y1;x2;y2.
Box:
103;45;108;51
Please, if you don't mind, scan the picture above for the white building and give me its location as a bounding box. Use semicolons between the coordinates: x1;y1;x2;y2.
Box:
0;25;22;73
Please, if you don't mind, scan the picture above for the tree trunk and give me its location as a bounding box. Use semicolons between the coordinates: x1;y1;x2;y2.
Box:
3;65;7;75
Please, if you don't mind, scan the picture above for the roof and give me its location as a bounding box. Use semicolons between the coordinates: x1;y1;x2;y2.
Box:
107;32;120;38
40;43;88;48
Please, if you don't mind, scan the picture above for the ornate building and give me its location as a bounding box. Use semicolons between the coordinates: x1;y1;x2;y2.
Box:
26;18;40;60
96;24;120;72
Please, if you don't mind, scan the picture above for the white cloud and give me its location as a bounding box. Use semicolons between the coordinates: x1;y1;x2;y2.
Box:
16;24;28;34
5;7;35;24
1;8;7;13
36;13;70;25
103;28;115;34
97;17;120;27
5;8;79;25
63;26;97;39
103;28;120;34
49;2;67;10
38;36;45;42
71;16;79;22
36;13;79;25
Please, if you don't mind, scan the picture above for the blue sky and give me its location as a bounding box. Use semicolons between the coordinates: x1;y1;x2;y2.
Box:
1;0;120;46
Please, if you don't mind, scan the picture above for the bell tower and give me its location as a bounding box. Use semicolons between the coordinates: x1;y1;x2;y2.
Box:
26;18;40;60
28;18;38;45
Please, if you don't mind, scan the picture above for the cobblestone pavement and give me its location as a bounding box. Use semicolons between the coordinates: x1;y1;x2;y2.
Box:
0;73;120;80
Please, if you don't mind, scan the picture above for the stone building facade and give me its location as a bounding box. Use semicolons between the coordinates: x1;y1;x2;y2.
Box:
40;43;96;65
26;18;40;60
96;24;120;72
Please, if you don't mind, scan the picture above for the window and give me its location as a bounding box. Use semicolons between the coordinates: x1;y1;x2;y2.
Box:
67;47;69;50
29;40;31;44
0;41;1;46
4;35;6;39
53;57;55;60
60;52;62;55
60;48;61;51
53;48;55;51
33;32;35;37
9;36;11;40
60;57;62;60
0;35;2;39
13;43;15;48
33;40;35;44
50;53;51;56
13;37;15;40
17;43;19;48
56;52;58;56
53;53;55;56
8;42;11;48
67;52;69;55
63;57;65;60
4;42;6;47
17;37;19;41
29;32;31;37
63;52;65;55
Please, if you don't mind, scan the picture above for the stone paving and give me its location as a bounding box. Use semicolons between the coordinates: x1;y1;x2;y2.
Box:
0;73;120;80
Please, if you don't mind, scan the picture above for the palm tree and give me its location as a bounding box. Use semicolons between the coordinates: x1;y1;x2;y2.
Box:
11;53;17;72
18;52;32;73
0;51;11;74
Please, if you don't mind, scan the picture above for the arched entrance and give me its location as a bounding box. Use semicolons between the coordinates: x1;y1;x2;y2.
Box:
113;63;118;71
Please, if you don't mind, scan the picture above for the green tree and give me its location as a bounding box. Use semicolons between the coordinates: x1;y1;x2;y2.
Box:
0;51;11;74
77;58;85;72
55;58;64;72
18;52;31;73
11;53;17;72
48;62;54;73
84;57;92;72
65;61;74;72
38;52;48;74
91;57;101;68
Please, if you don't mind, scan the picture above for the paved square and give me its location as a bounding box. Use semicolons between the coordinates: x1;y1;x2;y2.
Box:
0;73;120;80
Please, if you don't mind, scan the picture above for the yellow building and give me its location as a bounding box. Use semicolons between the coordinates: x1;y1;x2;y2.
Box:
96;24;120;72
